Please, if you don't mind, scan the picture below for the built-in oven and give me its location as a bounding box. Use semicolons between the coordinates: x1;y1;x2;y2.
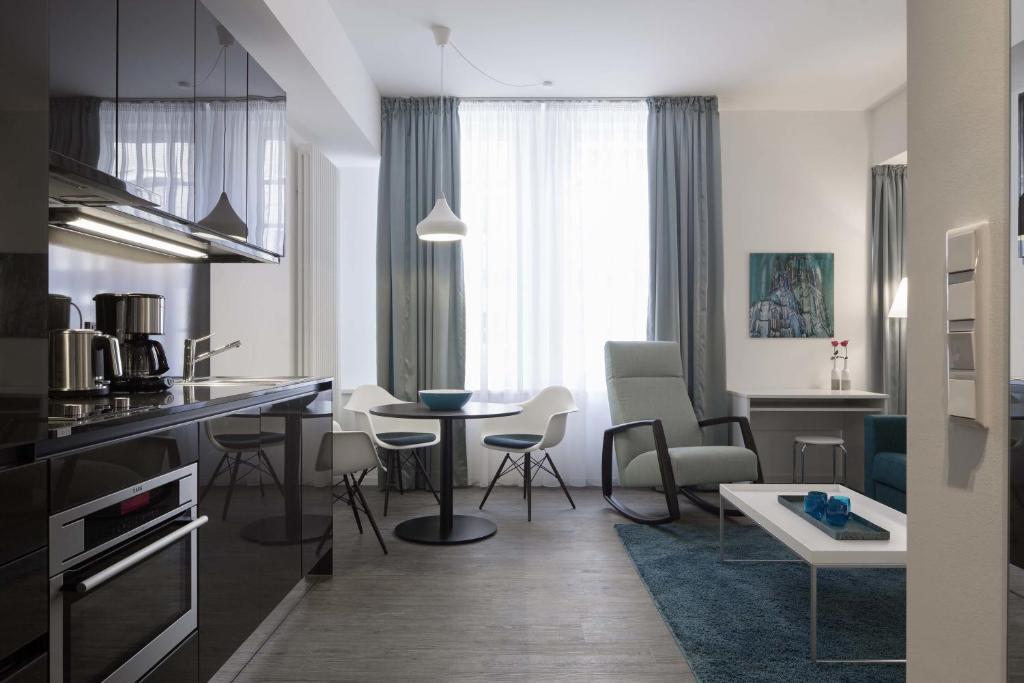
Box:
48;463;206;683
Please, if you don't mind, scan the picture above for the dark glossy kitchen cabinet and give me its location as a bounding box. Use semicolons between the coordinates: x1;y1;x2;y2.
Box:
117;0;196;221
197;408;263;681
296;390;333;575
48;0;117;169
50;424;198;513
0;551;47;681
0;462;47;682
196;0;248;234
252;405;301;620
0;461;46;566
246;56;287;256
140;631;197;683
45;0;289;259
0;652;47;683
197;392;332;680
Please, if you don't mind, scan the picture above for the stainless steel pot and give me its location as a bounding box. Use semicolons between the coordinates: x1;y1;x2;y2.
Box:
49;328;123;396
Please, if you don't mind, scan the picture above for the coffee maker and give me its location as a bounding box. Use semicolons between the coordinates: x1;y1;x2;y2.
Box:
94;293;174;393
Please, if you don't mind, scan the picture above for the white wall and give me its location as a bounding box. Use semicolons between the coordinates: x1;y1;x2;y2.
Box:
210;131;302;376
906;0;1009;680
338;163;379;390
869;86;908;165
721;111;872;391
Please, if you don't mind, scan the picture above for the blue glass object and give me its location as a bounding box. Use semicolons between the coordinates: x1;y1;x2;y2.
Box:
803;491;828;520
825;495;851;527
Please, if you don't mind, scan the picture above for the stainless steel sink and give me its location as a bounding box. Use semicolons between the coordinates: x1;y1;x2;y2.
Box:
175;376;300;388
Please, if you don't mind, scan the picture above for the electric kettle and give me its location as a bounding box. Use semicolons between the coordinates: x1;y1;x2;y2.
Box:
48;326;124;397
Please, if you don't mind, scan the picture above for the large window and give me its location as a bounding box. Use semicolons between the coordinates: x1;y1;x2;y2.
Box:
460;100;649;486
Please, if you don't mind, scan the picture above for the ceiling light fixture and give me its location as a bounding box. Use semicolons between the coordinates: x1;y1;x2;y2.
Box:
416;25;468;242
61;215;209;260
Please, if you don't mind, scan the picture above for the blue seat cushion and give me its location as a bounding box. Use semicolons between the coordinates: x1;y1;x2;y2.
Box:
217;432;286;449
483;433;543;450
377;431;436;447
871;451;907;493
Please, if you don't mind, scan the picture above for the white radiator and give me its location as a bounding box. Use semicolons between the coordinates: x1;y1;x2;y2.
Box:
295;144;341;414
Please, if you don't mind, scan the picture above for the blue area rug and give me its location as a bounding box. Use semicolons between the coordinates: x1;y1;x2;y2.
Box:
616;522;905;682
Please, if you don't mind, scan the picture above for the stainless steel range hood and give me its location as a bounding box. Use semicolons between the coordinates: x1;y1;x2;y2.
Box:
48;152;279;264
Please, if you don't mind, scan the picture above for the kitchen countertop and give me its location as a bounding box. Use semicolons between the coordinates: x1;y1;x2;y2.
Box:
36;376;333;457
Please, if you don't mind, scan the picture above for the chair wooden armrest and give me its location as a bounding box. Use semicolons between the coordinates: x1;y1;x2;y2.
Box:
601;419;680;525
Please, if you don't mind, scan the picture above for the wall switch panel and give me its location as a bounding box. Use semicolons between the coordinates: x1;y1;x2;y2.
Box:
947;332;976;371
945;221;986;426
946;280;976;321
946;229;977;273
949;378;977;420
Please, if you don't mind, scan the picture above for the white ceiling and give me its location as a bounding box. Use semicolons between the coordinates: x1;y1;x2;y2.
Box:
330;0;906;110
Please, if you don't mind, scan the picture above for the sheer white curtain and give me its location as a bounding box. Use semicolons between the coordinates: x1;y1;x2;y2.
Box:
115;100;196;219
96;98;284;250
460;100;649;487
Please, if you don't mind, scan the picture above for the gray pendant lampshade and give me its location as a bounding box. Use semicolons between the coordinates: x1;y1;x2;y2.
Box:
199;190;248;241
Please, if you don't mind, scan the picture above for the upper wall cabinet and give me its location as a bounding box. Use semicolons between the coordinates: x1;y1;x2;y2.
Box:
46;0;287;261
247;57;288;256
117;0;197;222
49;0;117;169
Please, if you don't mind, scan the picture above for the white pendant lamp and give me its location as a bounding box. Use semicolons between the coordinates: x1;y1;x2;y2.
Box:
417;194;466;241
416;25;466;242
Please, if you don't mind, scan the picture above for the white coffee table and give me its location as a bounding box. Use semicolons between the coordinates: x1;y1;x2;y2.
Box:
718;483;906;664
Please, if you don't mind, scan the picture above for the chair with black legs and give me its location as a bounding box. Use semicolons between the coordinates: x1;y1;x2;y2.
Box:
315;422;387;554
478;386;578;521
200;418;286;520
344;385;442;516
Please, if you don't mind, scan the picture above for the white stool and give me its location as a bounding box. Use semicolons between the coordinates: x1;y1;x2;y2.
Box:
792;435;848;484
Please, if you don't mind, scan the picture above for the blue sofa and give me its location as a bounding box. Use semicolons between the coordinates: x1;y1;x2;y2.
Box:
863;415;906;513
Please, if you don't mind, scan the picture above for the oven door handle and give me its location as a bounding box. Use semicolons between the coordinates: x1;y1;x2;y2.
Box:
74;515;208;594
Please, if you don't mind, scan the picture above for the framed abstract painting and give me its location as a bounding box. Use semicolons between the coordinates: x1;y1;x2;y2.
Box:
748;252;834;338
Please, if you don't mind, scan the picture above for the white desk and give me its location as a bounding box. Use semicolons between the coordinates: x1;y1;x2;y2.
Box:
729;389;888;491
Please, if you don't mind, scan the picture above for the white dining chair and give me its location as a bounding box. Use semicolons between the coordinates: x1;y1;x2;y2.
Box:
478;386;578;521
315;422;387;554
344;385;441;516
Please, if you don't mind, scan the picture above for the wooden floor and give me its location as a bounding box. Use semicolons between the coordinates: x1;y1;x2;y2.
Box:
230;485;698;682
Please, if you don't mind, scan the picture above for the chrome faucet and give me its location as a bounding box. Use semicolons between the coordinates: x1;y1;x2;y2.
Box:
182;333;241;381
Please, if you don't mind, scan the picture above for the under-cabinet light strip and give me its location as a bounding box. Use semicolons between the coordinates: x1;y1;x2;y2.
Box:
65;217;208;260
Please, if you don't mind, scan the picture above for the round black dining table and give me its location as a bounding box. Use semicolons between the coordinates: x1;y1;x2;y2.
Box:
370;401;522;544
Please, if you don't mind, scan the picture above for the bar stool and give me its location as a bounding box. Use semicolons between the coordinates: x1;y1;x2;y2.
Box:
792;435;848;484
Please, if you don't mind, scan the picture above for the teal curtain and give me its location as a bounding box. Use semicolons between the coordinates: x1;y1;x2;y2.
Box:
646;96;727;429
869;164;907;415
377;97;467;487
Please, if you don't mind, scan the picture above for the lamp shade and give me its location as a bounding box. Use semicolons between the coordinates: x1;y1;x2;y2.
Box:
888;277;908;319
416;195;467;242
197;191;249;242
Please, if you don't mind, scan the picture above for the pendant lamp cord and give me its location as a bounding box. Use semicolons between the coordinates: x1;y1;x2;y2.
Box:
448;40;548;88
437;43;445;202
